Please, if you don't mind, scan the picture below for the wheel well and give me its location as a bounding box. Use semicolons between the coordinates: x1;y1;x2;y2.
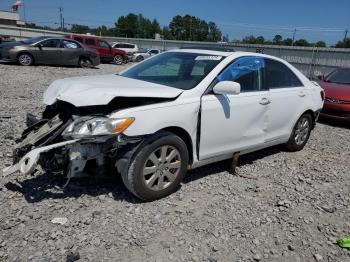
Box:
160;127;194;164
303;110;316;129
79;56;91;61
17;52;34;63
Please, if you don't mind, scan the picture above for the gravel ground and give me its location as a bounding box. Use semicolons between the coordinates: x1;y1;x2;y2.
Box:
0;62;350;262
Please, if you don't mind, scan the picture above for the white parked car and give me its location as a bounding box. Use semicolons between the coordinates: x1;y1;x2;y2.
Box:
111;42;138;54
3;48;324;201
133;49;161;62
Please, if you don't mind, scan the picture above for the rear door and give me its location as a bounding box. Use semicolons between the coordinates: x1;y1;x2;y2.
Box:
59;40;83;65
263;58;309;142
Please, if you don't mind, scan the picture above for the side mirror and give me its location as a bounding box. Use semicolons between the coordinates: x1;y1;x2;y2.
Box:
213;81;241;95
37;44;43;50
318;74;325;81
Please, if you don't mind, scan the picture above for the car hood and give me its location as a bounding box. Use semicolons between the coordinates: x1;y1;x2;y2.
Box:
319;81;350;101
43;74;183;107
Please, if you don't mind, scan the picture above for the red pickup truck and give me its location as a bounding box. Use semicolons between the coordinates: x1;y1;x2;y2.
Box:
67;34;127;65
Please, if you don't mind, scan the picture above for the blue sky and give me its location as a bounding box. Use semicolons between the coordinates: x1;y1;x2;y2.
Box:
1;0;349;45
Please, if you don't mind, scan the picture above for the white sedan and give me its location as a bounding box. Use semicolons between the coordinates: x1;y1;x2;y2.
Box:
133;49;161;62
3;48;324;201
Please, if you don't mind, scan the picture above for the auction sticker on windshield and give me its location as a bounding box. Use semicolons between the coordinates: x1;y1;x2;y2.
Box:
195;56;222;61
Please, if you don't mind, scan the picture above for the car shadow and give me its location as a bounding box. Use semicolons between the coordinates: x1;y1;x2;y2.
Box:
318;117;350;129
183;145;283;184
4;145;284;204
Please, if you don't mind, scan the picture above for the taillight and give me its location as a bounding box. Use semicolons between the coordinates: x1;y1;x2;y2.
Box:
320;90;325;101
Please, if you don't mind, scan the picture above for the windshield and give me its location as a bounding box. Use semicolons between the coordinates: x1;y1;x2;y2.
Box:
120;52;224;90
326;68;350;85
22;36;48;45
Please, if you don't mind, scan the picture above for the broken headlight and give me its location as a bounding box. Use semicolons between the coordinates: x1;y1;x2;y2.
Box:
62;117;134;139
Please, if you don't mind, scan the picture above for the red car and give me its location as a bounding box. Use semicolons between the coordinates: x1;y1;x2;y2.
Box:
67;34;127;65
318;67;350;121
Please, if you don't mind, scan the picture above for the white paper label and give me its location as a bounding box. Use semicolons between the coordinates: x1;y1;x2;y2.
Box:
195;56;222;61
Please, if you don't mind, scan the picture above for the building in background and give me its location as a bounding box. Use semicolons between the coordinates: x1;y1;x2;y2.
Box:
0;10;25;26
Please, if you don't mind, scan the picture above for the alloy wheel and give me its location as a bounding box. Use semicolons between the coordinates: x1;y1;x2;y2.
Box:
114;55;123;65
19;54;32;66
294;116;310;145
142;145;182;191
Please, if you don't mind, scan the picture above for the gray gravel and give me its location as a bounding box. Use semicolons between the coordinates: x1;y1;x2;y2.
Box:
1;63;350;262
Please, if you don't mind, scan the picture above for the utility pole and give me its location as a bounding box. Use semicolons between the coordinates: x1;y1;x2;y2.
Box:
292;29;297;46
59;7;63;30
343;29;348;47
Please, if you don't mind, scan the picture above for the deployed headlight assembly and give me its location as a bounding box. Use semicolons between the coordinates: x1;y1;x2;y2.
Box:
62;117;134;139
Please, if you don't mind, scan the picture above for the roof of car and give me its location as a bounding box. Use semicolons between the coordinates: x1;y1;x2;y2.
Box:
172;49;289;62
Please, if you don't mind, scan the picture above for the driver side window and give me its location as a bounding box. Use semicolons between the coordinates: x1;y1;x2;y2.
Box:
40;39;61;48
218;57;264;92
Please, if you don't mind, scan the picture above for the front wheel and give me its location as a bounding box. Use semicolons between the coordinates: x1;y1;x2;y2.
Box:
17;53;34;66
113;55;123;65
121;132;189;201
285;113;312;151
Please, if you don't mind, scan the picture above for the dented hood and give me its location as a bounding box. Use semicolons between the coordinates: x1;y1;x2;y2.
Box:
43;74;182;107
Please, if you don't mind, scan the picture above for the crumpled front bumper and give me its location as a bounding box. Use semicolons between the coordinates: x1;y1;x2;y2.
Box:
2;140;79;176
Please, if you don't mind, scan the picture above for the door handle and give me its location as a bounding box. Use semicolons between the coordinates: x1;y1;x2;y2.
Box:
259;97;271;105
298;92;306;97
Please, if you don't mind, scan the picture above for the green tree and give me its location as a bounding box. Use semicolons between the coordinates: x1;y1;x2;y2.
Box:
115;13;138;37
282;38;293;46
242;35;257;44
335;38;350;48
293;39;310;47
314;41;326;48
273;34;283;45
71;24;91;34
207;21;222;42
256;36;265;44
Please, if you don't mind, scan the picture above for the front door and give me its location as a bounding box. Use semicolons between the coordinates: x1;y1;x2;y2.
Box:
199;56;269;160
97;39;112;60
36;38;62;64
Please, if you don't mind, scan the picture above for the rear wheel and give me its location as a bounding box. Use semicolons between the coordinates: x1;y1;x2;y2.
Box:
121;132;189;201
113;55;123;65
79;57;92;68
135;56;144;62
285;113;312;151
17;53;33;66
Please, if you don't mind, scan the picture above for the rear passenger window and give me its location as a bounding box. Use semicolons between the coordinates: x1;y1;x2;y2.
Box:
218;56;265;92
85;38;96;46
264;59;303;88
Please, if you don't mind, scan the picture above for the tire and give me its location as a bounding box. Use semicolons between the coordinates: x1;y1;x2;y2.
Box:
135;56;144;62
79;57;92;68
17;53;34;66
285;113;312;152
121;132;189;201
113;55;123;65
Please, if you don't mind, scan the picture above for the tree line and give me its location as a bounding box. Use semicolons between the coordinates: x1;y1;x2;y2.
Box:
24;13;350;48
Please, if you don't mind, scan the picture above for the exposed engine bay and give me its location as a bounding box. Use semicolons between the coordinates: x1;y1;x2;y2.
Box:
3;96;173;179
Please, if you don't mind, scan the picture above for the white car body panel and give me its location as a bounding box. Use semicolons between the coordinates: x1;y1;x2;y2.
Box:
43;74;183;107
111;42;139;53
40;50;323;169
199;91;269;159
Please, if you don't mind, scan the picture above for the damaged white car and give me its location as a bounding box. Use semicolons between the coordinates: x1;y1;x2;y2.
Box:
3;48;324;201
